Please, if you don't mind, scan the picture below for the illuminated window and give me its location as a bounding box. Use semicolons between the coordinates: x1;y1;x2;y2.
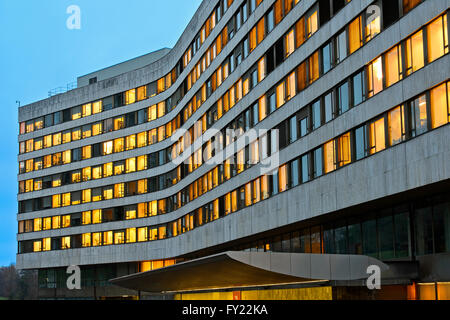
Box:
61;236;71;249
137;85;147;101
276;82;285;108
348;16;363;54
385;45;403;87
405;30;424;76
92;122;102;136
126;158;136;173
92;209;102;224
114;138;124;153
388;105;406;146
365;8;380;42
103;141;113;155
82;189;91;203
278;164;288;192
137;179;147;194
137;155;147;171
306;9;318;37
403;0;422;14
368;56;383;97
138;227;148;242
126;228;136;243
323;140;336;174
285;29;295;57
427;15;448;63
157;78;165;93
114;117;124;130
103;231;113;245
158;101;166;117
337;132;352;167
34;218;42;232
82;103;92;117
92;233;102;246
125;89;136;105
114;231;125;244
82;234;91;247
114;183;125;198
61;215;70;228
43;217;51;230
258;57;266;82
33;241;42;252
308;51;319;84
430;83;449;129
261;175;269;199
92;101;102;114
71;106;81;120
369;117;386;154
43;135;52;148
411;94;428;136
103;186;113;200
82;211;91;225
92;166;102;180
137;132;147;148
52;216;60;229
61;193;70;207
296;61;307;92
42;238;51;251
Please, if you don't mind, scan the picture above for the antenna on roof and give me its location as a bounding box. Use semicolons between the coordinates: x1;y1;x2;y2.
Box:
16;100;20;108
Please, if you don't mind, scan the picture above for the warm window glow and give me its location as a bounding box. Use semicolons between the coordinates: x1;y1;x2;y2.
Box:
369;117;386;154
430;83;449;129
368;56;383;97
125;89;136;105
405;30;424;75
365;10;380;42
278;164;288;192
338;132;352;167
307;10;318;37
427;15;449;63
285;29;295;57
349;16;362;54
388;105;406;145
82;234;91;247
61;236;71;249
323;140;336;174
385;45;403;87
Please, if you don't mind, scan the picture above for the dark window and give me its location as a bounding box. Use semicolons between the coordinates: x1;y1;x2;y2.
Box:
362;218;378;257
415;207;434;255
378;214;395;259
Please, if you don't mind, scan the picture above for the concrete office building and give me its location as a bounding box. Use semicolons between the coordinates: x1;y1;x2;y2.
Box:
17;0;450;300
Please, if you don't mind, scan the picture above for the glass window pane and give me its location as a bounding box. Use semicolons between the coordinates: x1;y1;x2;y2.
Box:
394;211;411;258
415;207;434;255
427;15;449;63
411;94;428;136
362;219;378;257
405;30;424;76
433;201;450;254
430;83;449;129
378;214;395;259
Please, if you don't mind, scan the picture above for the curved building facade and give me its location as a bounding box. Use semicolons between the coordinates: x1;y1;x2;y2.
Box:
17;0;450;300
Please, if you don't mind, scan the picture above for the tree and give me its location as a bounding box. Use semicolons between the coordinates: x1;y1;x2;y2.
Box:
0;264;38;300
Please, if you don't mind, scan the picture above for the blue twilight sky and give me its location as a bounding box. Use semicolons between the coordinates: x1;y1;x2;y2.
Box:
0;0;203;266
